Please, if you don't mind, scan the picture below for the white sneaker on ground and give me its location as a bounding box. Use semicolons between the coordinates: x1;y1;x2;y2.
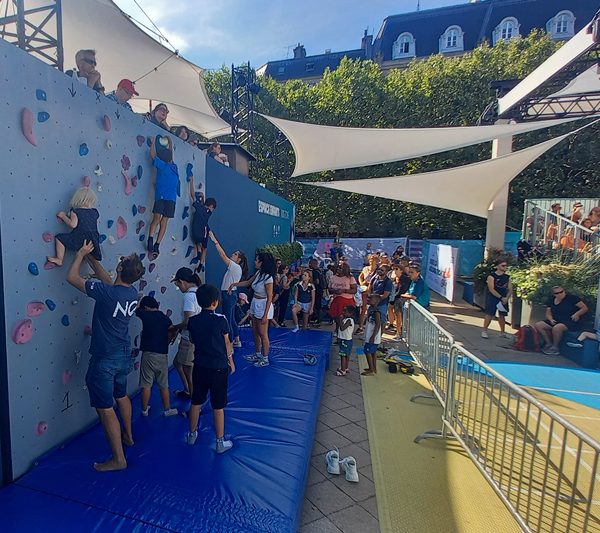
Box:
254;356;270;367
141;406;150;417
185;430;198;445
216;437;233;454
232;340;242;348
340;456;359;483
292;326;300;333
481;331;489;339
244;353;261;362
163;408;178;417
325;447;340;475
566;341;583;348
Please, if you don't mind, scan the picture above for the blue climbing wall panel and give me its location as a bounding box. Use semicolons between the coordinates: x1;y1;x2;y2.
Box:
0;40;209;480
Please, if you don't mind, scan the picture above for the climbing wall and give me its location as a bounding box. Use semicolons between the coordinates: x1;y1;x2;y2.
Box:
0;40;208;478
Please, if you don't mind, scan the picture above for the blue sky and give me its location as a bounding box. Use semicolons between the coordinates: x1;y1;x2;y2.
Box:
114;0;462;70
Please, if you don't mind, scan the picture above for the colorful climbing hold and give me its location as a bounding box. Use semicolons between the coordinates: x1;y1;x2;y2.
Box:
136;220;145;235
108;235;116;245
94;165;103;176
102;114;111;132
132;204;137;217
182;206;189;220
170;248;177;256
116;217;127;239
148;263;156;273
136;135;145;147
82;175;91;187
139;280;147;291
96;182;103;192
71;298;79;306
79;143;89;156
37;111;50;123
186;163;194;181
148;290;156;298
28;262;39;276
12;319;33;344
99;234;107;243
61;314;70;327
105;139;113;149
131;176;138;187
43;261;58;270
137;165;143;180
36;421;48;436
45;299;56;311
185;245;194;258
183;226;188;241
42;231;54;243
122;170;132;196
139;234;145;242
121;155;131;171
177;179;181;198
107;219;114;228
21;108;37;146
62;370;73;385
138;205;146;214
35;89;47;101
27;302;46;317
166;309;173;318
146;137;151;147
83;325;92;336
140;253;146;261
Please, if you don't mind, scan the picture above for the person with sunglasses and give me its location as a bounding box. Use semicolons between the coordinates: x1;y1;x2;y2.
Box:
106;79;138;111
145;103;170;131
535;286;588;355
66;49;104;94
482;257;512;339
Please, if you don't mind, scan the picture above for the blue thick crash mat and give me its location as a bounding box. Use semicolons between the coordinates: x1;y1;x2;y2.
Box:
0;327;332;533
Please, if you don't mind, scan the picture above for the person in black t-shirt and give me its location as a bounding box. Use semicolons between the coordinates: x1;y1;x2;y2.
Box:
534;286;588;355
482;258;512;339
185;285;236;454
308;258;325;325
135;296;178;417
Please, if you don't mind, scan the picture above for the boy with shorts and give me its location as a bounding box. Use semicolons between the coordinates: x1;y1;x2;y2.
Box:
135;296;178;417
189;177;216;273
362;294;381;376
148;135;178;259
185;284;236;453
336;305;354;376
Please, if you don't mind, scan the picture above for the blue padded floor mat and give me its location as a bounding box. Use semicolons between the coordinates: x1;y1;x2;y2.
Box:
0;327;331;533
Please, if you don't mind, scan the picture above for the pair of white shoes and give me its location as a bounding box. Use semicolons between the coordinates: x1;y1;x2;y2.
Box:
325;447;359;483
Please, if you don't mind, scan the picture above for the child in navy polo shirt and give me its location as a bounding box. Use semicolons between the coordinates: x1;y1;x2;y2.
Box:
135;296;178;418
188;177;217;273
148;135;179;259
185;284;236;453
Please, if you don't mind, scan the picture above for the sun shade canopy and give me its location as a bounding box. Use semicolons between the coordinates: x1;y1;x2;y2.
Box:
60;0;230;138
304;130;582;219
260;114;580;178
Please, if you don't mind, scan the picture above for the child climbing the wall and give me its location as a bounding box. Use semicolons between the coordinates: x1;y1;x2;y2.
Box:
47;187;101;266
135;295;178;417
148;135;178;259
188;175;217;272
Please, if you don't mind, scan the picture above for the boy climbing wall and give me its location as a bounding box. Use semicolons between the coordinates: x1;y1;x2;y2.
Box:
188;174;216;273
147;135;178;259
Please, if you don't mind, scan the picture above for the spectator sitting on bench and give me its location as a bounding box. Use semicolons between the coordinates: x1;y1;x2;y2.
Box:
534;286;588;355
566;328;600;349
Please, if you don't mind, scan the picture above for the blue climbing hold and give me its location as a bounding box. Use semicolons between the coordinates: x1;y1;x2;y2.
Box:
183;226;188;241
28;262;39;276
99;234;107;243
61;314;70;327
132;204;137;217
148;290;156;298
36;89;47;101
137;165;143;180
182;206;189;220
186;163;193;182
185;245;194;258
139;234;145;242
140;253;146;261
107;219;114;228
45;299;56;311
177;178;181;198
37;112;50;123
146;137;151;147
79;143;89;156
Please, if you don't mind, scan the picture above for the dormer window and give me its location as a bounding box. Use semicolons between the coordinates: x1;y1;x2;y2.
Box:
547;11;575;39
392;32;416;59
493;17;520;44
305;62;315;72
439;26;464;53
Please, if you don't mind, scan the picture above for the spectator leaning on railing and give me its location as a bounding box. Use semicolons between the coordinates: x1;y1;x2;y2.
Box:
106;79;138;111
145;103;170;131
66;49;104;94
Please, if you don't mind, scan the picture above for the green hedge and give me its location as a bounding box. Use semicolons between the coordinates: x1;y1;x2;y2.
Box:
256;242;303;266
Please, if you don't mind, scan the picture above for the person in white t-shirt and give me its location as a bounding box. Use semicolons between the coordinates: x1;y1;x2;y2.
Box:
336;306;355;376
170;268;202;398
208;231;248;349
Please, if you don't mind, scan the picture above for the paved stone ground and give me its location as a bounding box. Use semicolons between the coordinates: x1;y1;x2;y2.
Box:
300;338;380;533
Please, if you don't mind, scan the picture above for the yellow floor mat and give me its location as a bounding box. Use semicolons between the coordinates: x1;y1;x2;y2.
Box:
360;361;522;533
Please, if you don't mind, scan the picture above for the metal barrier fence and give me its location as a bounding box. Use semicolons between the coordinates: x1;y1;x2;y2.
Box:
403;301;600;533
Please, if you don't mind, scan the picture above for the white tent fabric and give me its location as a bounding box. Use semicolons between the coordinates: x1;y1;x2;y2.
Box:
59;0;230;138
260;114;580;177
304;131;574;219
551;64;600;97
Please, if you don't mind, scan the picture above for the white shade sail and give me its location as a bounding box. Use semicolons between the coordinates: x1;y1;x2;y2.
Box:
60;0;230;138
304;131;575;219
260;114;580;177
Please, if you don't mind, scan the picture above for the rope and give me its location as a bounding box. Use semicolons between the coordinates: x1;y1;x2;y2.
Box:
133;51;179;84
132;0;171;46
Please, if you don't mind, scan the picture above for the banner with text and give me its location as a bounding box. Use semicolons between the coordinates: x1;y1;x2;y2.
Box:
425;243;459;303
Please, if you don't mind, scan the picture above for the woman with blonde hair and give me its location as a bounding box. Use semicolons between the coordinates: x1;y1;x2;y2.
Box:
47;187;101;266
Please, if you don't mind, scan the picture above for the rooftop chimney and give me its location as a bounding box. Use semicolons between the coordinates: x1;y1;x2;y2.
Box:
361;29;373;59
293;43;307;59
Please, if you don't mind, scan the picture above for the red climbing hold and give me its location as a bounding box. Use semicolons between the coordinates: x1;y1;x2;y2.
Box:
138;205;146;214
12;319;33;344
44;260;58;270
42;231;54;243
21;108;37;146
136;135;145;147
27;301;46;317
136;220;145;235
117;216;127;239
62;370;73;385
36;421;48;436
82;175;91;187
122;170;132;196
102;114;111;132
83;325;93;336
148;262;156;273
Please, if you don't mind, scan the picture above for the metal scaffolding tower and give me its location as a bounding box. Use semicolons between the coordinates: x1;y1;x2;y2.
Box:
0;0;63;70
231;62;258;148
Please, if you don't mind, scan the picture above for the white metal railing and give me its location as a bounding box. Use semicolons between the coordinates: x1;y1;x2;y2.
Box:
522;200;598;255
402;301;600;533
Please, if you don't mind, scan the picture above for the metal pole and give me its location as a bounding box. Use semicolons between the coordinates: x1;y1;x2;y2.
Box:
55;0;64;71
15;0;26;50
